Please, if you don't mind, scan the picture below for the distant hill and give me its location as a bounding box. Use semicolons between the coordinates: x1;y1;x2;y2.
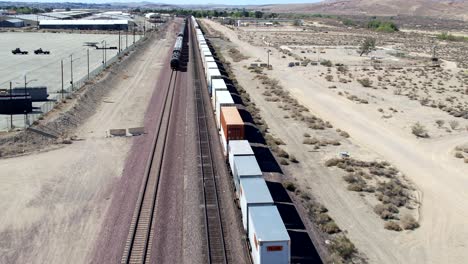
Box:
255;0;468;21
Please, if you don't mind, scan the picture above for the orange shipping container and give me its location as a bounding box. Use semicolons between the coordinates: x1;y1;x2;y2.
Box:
220;106;244;140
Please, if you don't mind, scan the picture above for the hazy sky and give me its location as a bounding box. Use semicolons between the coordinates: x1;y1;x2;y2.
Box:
1;0;323;4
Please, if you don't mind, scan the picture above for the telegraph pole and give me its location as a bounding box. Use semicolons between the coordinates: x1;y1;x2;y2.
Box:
118;30;121;53
87;49;90;79
61;60;64;100
126;29;128;49
70;54;74;91
9;81;12;129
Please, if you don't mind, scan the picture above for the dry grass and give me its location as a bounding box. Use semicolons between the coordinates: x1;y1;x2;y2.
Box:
228;47;249;62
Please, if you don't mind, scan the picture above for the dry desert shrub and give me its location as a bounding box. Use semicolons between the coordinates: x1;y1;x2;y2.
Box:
339;131;350;138
384;221;402;231
455;152;464;159
283;181;296;192
435;119;445;128
401;214;419;230
289;154;299;163
330;235;356;260
357;78;373;87
411;122;429;138
449;120;459;130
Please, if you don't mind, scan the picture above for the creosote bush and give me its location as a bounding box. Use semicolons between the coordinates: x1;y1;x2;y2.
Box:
401;215;419;230
411;122;429;138
283;181;296;192
384;221;402;231
330;235;356;260
357;78;373;87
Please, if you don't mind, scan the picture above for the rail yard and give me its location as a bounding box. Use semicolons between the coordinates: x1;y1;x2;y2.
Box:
0;2;467;264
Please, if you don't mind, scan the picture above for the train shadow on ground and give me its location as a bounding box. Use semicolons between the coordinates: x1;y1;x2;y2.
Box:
252;146;282;173
289;230;323;264
267;181;323;264
244;123;266;145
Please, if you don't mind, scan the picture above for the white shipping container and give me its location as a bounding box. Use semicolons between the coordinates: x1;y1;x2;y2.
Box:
248;206;290;264
232;155;262;192
207;68;221;95
228;140;254;171
200;44;209;54
215;90;234;129
202;50;212;66
211;77;227;107
206;61;218;80
239;177;274;230
205;56;215;70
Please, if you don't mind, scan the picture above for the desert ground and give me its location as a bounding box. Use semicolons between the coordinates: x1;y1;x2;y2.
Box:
202;18;468;264
0;23;175;263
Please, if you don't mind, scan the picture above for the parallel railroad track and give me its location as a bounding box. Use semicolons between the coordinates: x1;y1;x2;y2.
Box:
121;69;178;264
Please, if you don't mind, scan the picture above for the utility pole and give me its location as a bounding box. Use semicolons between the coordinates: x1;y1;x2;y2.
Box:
101;40;107;67
126;29;128;49
133;28;136;44
104;41;107;66
87;49;90;79
118;30;121;53
267;49;271;69
61;60;64;100
70;54;74;91
9;81;12;129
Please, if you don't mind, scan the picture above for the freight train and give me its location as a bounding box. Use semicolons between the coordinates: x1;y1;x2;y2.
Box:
170;19;187;70
191;16;291;264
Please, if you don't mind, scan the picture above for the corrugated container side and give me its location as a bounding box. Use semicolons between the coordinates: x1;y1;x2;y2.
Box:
205;56;215;70
239;178;274;231
228;140;254;171
248;206;290;264
220;106;244;141
212;79;228;108
207;69;221;96
215;91;234;129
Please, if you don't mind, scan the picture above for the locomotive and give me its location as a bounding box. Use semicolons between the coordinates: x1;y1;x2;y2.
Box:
170;21;187;70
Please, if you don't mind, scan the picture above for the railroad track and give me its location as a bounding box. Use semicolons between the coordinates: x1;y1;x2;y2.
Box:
121;70;178;264
191;21;228;264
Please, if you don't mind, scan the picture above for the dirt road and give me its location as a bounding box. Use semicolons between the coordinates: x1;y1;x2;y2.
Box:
0;22;178;264
203;19;468;264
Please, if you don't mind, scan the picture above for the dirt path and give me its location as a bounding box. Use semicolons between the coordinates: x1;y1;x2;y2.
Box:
203;19;468;264
0;22;176;264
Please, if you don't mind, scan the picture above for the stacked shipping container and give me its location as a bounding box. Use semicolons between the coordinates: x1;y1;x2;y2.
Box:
191;16;290;264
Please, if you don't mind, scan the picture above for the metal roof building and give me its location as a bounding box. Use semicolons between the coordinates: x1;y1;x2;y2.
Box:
39;20;129;30
0;19;24;28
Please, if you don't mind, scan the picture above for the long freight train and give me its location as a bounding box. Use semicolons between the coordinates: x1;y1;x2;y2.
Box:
190;16;291;264
170;19;187;70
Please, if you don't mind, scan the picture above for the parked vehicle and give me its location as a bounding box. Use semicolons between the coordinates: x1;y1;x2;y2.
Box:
34;48;50;55
11;48;28;55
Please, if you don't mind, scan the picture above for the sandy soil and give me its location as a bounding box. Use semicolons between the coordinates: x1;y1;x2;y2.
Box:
0;23;175;263
204;19;468;264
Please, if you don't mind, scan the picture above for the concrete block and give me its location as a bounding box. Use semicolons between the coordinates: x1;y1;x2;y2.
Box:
109;129;126;136
250;63;259;67
128;127;145;136
260;63;268;67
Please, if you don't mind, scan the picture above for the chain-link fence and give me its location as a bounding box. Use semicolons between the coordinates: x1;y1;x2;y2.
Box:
0;31;149;131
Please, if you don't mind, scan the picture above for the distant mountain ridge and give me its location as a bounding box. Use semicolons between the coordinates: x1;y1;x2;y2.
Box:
255;0;468;21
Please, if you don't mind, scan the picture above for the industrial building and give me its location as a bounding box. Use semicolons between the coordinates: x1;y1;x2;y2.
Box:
39;20;130;30
0;18;24;27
